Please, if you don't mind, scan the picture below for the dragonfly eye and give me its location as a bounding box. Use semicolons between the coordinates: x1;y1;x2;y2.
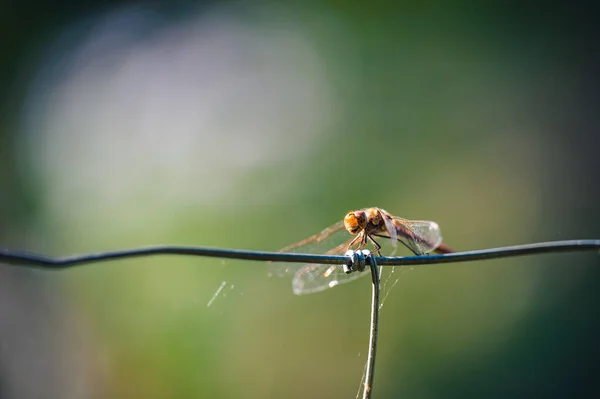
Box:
344;211;367;234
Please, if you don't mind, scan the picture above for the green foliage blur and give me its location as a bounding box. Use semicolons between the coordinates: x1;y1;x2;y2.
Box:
1;1;599;398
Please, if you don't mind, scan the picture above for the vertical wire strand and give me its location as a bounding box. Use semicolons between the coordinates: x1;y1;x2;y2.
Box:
362;250;380;399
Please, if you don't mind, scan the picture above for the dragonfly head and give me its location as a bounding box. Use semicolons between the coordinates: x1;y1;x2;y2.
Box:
344;210;367;235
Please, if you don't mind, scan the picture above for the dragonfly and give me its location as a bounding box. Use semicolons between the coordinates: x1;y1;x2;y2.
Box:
269;207;453;295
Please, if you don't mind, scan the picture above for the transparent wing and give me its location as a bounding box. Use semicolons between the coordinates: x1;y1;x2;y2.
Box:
267;221;347;277
381;212;398;252
277;221;346;253
292;261;369;295
269;222;371;295
377;217;443;255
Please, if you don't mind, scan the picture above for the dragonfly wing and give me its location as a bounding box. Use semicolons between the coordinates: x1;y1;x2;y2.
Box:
397;219;443;254
292;263;369;295
268;224;350;277
277;221;345;253
376;218;443;255
381;213;398;251
273;235;370;295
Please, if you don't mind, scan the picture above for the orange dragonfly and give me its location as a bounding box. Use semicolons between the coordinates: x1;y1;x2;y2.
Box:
269;207;452;295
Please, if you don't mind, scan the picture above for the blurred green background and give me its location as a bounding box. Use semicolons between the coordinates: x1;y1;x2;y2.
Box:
1;1;599;398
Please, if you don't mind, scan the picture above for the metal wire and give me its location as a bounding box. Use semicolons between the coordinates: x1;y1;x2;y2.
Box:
363;250;380;399
1;239;597;399
0;240;598;269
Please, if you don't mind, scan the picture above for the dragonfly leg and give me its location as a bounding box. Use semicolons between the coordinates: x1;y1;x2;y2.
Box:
347;234;362;250
367;234;382;256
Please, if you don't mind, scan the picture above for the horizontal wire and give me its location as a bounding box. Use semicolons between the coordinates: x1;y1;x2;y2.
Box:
0;240;598;270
